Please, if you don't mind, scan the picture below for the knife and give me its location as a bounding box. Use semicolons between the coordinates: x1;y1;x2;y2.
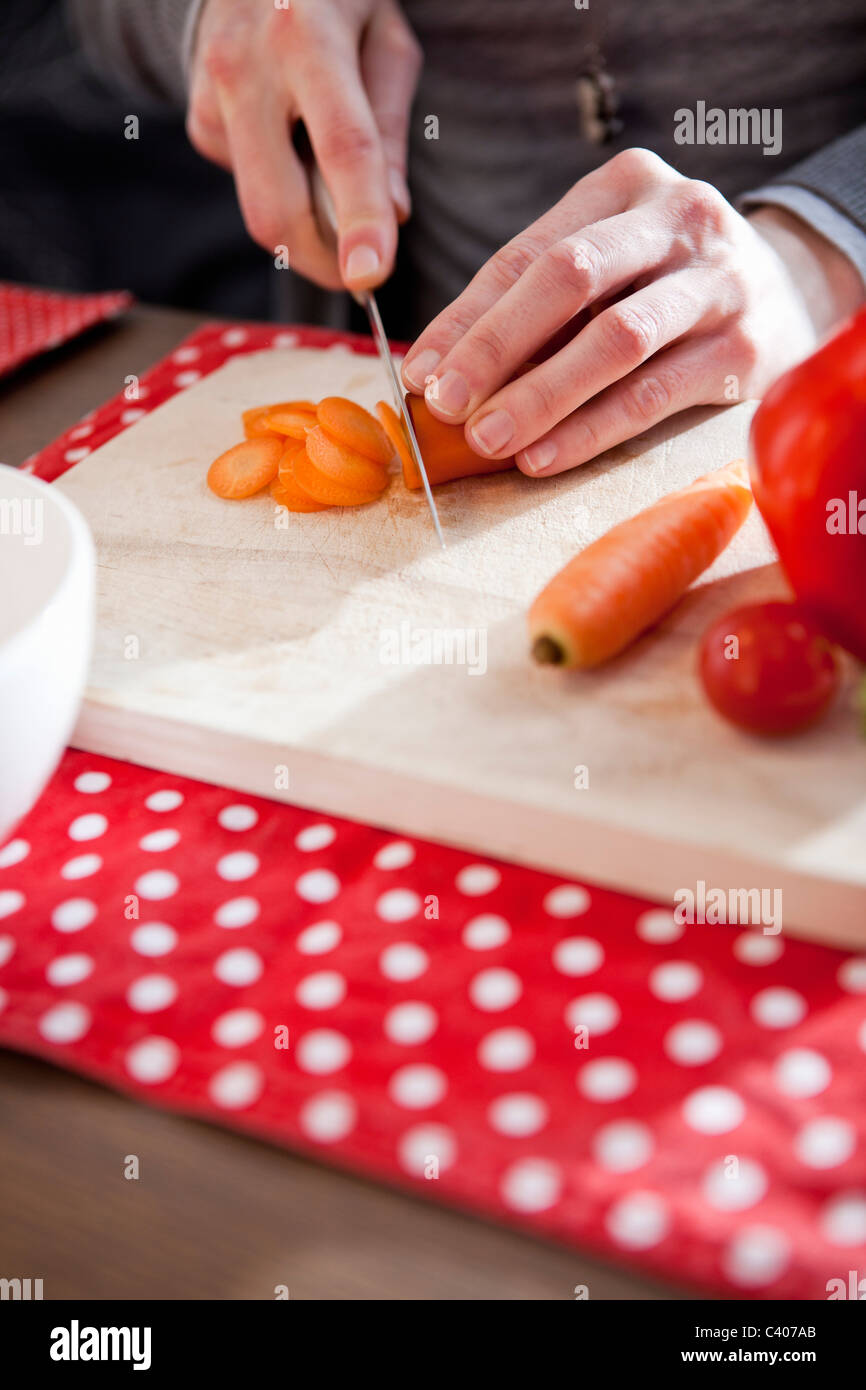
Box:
309;169;446;549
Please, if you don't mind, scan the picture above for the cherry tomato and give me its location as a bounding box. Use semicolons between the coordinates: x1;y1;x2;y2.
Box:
698;602;841;735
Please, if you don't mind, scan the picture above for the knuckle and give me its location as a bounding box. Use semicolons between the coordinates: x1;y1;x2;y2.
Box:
612;146;668;184
544;237;598;297
602;304;658;363
317;117;378;168
523;371;561;422
382;18;423;69
679;179;727;232
467;317;512;367
244;203;286;251
202;32;246;86
490;235;544;290
623;371;671;424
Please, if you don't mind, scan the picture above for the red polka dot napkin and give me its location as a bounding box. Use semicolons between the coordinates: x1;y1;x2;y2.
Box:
1;320;865;1299
0;283;130;380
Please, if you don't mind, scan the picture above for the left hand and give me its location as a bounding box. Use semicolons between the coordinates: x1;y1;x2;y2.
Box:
400;148;864;476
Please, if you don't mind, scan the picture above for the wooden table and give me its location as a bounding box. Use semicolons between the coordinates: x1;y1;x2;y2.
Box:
0;305;690;1300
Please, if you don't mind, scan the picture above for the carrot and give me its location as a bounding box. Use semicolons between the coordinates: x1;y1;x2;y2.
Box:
317;396;392;466
529;459;754;669
243;401;315;439
293;446;386;507
207;436;283;499
305;424;388;494
376;401;415;478
264;403;318;439
398;395;514;489
273;441;332;512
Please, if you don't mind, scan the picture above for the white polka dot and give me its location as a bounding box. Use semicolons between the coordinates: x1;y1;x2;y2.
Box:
134;870;179;900
125;1036;180;1084
488;1093;549;1137
774;1048;832;1098
379;942;428;981
820;1192;866;1247
606;1192;670;1250
174;369;201;387
173;344;201;363
751;987;807;1029
120;407;146;425
375;888;421;921
296;920;342;955
300;1091;357;1144
272;331;300;349
38;1001;91;1044
296;1029;351;1075
212;1008;264;1048
214;896;260;929
649;961;703;1001
69;423;94;440
838;956;866;994
296;971;346;1010
218;804;259;832
703;1157;768;1211
145;790;184;812
456;864;500;896
64;447;90;463
723;1226;791;1288
374;841;415;870
593;1120;654;1173
209;1061;264;1109
543;884;590;918
74;770;112;794
127;974;178;1013
295;823;335;851
469;967;522;1011
0;838;30;868
130;922;177;957
682;1086;745;1134
67;813;108;841
0;890;25;919
0;935;15;967
46;954;94;987
578;1057;637;1102
295;868;340;903
221;328;248;347
564;993;620;1036
478;1027;535;1072
636;909;683;943
384;1001;438;1045
61;854;102;880
501;1159;562;1213
794;1117;856;1169
733;931;784;965
214;948;263;986
398;1124;458;1177
552;936;603;977
217;851;259;883
664;1020;723;1066
462;914;511;950
51;898;96;932
138;828;180;853
389;1064;447;1109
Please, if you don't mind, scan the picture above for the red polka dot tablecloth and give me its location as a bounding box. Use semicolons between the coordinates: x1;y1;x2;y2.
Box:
2;317;865;1300
0;283;131;379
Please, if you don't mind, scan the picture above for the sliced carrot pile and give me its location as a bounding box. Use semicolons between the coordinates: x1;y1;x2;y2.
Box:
316;396;392;466
272;441;331;513
264;402;318;439
529;459;754;670
293;447;385;507
207;436;283;499
377;395;514;489
306;425;388;494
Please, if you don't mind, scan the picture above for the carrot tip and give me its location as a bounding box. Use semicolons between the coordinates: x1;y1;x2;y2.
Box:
532;635;566;666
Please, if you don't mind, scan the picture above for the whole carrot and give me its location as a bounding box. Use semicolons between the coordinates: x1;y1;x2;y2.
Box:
529;459;753;669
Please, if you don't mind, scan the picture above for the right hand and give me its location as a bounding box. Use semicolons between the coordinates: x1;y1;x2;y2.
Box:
187;0;422;291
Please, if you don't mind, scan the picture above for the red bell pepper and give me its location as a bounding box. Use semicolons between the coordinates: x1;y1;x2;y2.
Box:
749;306;866;663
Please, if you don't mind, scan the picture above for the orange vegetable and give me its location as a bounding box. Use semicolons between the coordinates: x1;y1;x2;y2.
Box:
207;436;283;499
529;459;754;669
379;395;514;489
242;401;314;439
293;446;386;507
264;402;318;439
273;442;332;513
305;424;388;494
317;396;392;466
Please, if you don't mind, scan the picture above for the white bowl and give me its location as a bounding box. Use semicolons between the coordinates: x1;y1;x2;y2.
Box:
0;464;95;841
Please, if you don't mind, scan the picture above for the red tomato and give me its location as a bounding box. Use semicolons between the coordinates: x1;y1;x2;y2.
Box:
699;602;841;735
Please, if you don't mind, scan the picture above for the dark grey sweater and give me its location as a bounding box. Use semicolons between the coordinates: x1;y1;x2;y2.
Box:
5;0;865;334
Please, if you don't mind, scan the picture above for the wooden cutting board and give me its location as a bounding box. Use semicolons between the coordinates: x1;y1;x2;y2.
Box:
57;346;866;948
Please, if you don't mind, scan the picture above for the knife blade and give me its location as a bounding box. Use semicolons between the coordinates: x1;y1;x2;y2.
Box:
309;169;445;549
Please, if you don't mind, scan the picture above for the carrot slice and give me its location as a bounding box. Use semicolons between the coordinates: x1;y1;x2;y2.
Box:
529;460;753;670
376;401;415;477
317;396;392;466
401;395;514;488
207;436;283;499
273;442;332;512
293;447;385;507
242;401;316;439
305;424;388;494
264;404;318;439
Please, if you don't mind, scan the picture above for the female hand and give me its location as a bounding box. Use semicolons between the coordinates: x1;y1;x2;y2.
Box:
401;148;863;476
187;0;422;291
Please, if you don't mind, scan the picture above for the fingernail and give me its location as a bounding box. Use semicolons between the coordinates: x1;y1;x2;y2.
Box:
470;409;514;455
403;348;440;391
345;244;380;282
388;167;411;219
519;439;558;474
427;368;470;417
